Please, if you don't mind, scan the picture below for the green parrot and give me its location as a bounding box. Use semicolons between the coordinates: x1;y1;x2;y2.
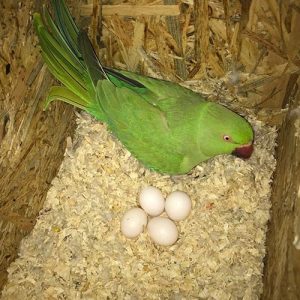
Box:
33;0;254;175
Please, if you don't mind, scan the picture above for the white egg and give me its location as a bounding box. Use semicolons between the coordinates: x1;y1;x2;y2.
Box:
165;191;192;221
139;186;165;217
147;217;178;246
121;207;147;239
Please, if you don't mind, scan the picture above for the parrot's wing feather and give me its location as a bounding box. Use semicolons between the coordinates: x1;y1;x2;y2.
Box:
104;67;146;89
77;30;108;85
96;81;185;172
155;96;206;127
77;30;146;90
113;70;205;103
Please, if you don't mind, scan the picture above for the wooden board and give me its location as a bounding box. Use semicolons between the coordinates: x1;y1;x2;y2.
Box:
0;0;76;289
262;79;300;300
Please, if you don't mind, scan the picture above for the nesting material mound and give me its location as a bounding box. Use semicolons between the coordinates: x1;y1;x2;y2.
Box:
2;98;276;299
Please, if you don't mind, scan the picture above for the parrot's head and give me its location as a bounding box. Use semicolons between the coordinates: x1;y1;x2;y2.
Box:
199;103;254;160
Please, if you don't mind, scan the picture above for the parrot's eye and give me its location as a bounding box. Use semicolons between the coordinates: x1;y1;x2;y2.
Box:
223;135;231;142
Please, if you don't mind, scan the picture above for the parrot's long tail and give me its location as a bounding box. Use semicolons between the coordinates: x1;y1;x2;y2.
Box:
33;0;106;119
34;0;147;120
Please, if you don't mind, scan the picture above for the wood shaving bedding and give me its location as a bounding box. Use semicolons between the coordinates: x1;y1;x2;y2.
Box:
1;90;277;299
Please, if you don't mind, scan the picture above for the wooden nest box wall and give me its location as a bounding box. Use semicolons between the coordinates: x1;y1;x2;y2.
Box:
0;0;299;299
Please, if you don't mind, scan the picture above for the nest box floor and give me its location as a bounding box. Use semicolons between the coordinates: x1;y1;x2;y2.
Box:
1;90;277;299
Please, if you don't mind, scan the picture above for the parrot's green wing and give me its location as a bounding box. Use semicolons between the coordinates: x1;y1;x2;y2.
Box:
95;80;207;174
76;31;209;173
113;70;201;103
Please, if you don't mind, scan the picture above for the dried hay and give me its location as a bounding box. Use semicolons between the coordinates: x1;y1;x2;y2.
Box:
84;0;299;121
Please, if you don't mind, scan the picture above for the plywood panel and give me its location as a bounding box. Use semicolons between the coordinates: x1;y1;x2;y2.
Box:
262;79;300;299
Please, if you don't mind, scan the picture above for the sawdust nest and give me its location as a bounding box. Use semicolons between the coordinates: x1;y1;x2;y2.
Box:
2;91;277;299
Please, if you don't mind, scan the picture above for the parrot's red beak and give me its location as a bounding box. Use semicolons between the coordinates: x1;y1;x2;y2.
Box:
232;143;254;159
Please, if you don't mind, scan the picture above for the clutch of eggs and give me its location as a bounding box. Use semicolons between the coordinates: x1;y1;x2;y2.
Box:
121;186;192;246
